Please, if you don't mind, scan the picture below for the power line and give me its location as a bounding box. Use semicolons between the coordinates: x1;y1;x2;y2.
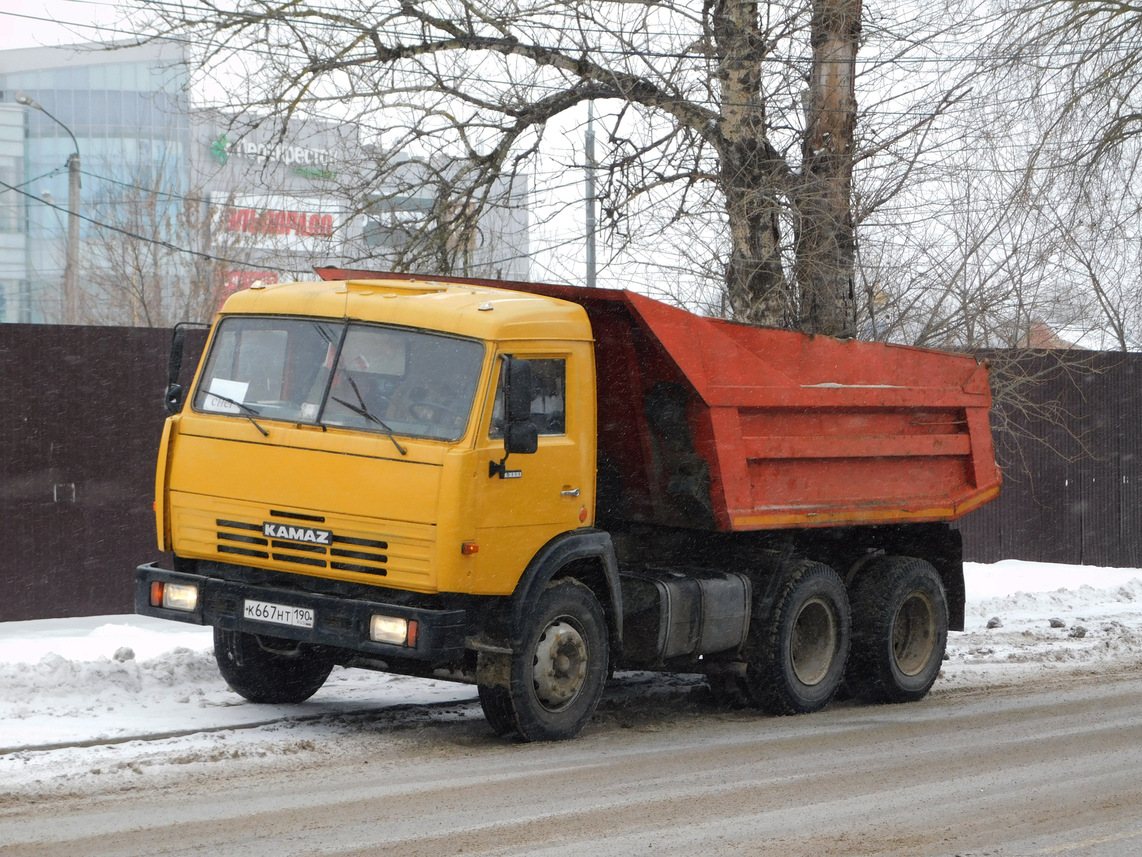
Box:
5;4;1142;70
0;168;70;196
0;176;259;267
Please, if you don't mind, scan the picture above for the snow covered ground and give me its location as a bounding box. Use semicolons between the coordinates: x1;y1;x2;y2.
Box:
1;559;1140;795
940;560;1142;692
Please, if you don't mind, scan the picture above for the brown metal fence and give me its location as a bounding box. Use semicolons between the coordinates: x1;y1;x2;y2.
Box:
0;326;1138;622
957;351;1142;568
0;324;204;622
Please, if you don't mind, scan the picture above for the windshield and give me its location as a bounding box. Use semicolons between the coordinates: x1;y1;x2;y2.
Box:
193;316;485;442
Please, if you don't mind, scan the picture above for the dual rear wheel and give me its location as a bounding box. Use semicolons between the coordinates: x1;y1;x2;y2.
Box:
713;555;948;714
847;556;949;703
740;560;852;714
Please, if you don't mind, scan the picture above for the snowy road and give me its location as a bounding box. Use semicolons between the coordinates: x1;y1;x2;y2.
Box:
1;560;1141;855
2;670;1141;856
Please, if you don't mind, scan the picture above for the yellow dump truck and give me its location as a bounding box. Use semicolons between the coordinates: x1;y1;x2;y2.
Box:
136;272;1000;740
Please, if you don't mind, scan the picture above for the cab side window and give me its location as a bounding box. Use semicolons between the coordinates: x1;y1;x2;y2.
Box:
490;358;566;437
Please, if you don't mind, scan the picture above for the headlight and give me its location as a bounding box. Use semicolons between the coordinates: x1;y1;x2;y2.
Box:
370;614;418;646
151;581;198;612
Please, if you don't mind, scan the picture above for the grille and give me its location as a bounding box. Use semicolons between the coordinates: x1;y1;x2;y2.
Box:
215;515;389;576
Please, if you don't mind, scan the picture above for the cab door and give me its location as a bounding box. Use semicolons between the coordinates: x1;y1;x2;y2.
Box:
470;344;596;595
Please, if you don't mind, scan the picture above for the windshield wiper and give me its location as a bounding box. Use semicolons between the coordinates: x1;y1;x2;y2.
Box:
332;375;407;456
203;392;269;437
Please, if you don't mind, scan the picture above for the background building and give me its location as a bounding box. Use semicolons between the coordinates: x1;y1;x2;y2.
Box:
0;41;530;326
0;103;24;322
0;40;191;323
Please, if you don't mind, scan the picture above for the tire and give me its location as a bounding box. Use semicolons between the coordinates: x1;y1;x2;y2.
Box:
213;627;334;704
741;561;851;715
478;578;609;741
847;556;948;704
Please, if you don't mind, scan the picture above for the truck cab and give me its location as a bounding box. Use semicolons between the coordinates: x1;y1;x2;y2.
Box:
154;278;598;595
140;278;619;740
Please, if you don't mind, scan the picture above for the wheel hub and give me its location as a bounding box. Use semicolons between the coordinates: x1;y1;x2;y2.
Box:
532;620;589;711
790;596;838;686
893;592;937;676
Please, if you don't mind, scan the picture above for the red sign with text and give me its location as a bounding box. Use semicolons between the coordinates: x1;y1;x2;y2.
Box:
226;208;334;237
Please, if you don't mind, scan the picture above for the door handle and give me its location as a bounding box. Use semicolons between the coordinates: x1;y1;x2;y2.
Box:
561;488;580;497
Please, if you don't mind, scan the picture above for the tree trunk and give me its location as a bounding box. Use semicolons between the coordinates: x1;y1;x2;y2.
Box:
712;0;790;327
795;0;861;337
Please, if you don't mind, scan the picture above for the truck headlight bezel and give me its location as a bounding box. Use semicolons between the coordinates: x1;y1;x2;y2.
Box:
370;614;418;646
151;581;199;612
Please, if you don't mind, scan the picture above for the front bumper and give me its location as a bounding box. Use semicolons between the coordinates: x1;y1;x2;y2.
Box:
135;562;468;664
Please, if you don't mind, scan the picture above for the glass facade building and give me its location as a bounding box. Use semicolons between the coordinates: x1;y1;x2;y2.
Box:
0;41;190;323
0;104;24;323
0;41;529;326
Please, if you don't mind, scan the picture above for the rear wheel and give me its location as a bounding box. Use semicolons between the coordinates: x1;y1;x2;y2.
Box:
213;628;334;704
847;556;948;703
741;561;851;715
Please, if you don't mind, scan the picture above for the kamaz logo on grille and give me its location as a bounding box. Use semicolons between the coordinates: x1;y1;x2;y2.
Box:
263;522;333;545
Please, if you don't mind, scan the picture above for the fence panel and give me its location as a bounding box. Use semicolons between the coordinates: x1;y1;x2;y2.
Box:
958;352;1142;568
0;324;203;621
2;328;1140;622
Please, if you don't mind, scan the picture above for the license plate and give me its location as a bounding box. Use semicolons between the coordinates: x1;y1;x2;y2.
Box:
243;599;315;629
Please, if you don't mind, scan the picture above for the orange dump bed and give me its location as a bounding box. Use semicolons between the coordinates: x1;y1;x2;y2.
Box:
531;283;999;532
317;270;1002;533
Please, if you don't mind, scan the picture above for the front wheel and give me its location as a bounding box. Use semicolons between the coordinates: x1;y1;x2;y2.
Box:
477;579;609;741
213;628;334;704
847;556;948;704
741;561;851;715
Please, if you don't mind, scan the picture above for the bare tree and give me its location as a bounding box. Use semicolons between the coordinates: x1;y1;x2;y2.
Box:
79;160;264;327
123;0;920;335
989;0;1142;167
857;156;1076;351
933;0;1142;350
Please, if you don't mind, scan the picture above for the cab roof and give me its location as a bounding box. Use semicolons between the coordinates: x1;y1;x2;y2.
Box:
218;278;593;342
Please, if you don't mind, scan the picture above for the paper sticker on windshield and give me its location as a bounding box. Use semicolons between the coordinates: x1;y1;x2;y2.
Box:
204;378;249;413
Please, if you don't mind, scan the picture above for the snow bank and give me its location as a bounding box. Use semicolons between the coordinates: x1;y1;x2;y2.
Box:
0;617;475;752
933;561;1142;691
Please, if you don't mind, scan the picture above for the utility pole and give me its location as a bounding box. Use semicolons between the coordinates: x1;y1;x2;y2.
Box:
16;92;81;324
65;150;81;324
585;102;597;289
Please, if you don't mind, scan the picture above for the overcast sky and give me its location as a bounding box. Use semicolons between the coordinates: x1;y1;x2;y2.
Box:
1;0;125;52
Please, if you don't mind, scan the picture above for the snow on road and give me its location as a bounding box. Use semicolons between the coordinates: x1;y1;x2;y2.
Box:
0;618;476;753
1;560;1140;796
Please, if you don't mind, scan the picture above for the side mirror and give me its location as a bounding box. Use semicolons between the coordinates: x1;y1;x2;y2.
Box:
504;420;538;455
166;321;210;415
490;356;538;478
